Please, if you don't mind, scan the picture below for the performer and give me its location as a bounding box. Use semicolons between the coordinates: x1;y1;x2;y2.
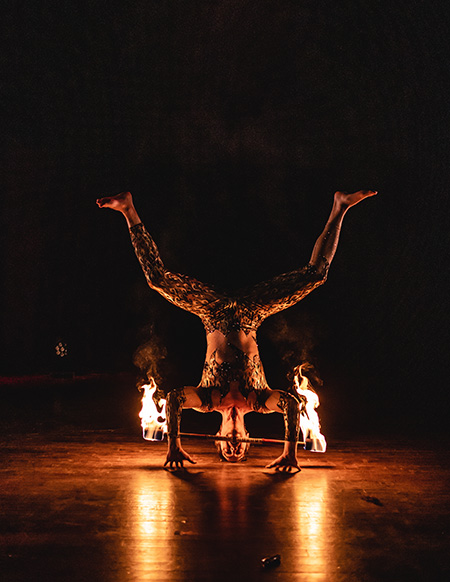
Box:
97;189;376;471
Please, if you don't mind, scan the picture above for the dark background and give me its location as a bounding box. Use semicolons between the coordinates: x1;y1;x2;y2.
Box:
1;0;449;437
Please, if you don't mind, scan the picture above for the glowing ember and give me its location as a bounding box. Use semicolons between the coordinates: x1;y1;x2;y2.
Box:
293;364;327;453
139;378;168;441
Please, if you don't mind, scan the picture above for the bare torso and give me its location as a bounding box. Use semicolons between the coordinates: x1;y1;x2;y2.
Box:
205;329;259;363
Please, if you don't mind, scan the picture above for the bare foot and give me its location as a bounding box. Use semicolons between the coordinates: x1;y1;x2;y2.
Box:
96;191;133;212
334;189;377;208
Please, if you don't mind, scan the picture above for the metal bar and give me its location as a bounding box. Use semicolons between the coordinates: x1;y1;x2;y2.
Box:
179;432;306;445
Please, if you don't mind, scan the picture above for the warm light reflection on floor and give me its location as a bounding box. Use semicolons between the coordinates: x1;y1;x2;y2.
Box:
293;473;331;575
125;459;335;580
2;435;449;581
214;465;253;534
127;470;176;579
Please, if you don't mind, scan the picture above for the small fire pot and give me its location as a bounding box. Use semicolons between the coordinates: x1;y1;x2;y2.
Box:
143;427;165;441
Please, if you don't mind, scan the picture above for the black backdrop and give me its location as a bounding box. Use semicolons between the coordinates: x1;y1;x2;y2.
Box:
2;1;449;435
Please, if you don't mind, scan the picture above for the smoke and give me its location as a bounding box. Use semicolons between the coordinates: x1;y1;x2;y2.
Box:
264;312;324;388
289;361;322;389
132;324;167;389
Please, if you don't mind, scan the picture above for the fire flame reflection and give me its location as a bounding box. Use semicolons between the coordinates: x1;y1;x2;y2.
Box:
294;364;327;453
139;378;168;441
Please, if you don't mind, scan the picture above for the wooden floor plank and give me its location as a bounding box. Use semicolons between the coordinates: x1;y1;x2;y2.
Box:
1;432;449;581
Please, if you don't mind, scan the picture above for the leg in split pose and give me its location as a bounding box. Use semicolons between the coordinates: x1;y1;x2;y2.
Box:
97;189;376;471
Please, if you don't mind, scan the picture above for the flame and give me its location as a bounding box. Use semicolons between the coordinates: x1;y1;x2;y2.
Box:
293;364;327;453
139;378;168;441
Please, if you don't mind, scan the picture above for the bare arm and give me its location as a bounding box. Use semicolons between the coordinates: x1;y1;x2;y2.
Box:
264;390;302;472
164;385;203;469
164;388;195;469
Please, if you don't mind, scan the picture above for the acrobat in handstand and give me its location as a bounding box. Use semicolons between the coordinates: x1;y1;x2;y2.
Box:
97;188;376;471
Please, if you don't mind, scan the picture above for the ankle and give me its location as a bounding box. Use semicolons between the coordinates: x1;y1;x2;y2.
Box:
124;207;141;228
332;197;349;218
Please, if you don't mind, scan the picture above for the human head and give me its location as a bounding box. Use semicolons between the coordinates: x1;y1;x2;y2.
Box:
215;429;250;462
215;408;250;462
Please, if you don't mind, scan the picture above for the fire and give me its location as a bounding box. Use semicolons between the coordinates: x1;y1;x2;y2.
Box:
139;378;168;441
293;364;327;453
138;369;326;451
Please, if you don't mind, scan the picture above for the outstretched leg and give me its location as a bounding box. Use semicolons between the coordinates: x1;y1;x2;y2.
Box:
240;189;377;320
309;190;377;274
97;192;221;316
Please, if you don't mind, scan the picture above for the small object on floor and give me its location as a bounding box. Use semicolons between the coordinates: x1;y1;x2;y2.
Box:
261;554;281;569
361;495;384;506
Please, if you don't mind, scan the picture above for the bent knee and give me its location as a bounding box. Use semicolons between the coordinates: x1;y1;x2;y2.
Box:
308;260;329;284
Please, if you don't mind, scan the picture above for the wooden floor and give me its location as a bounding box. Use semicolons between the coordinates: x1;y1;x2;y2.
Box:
1;431;449;582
